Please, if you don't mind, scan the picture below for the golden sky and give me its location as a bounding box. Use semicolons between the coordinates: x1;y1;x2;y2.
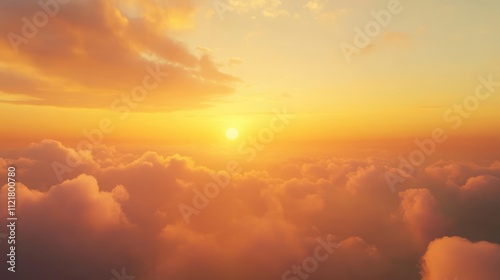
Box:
1;0;499;153
1;1;500;280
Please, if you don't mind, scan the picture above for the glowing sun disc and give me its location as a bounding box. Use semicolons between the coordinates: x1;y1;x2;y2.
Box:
226;128;238;140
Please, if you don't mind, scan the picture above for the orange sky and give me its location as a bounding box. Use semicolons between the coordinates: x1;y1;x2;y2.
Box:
0;0;499;155
0;1;499;279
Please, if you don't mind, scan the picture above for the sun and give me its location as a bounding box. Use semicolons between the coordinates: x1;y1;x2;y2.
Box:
225;128;239;140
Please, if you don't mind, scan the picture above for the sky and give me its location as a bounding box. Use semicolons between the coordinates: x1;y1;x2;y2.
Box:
0;0;499;279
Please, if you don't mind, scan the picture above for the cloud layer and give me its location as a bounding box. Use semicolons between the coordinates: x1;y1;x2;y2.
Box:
0;140;499;279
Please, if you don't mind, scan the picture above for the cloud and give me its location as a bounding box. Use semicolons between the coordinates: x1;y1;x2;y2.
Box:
226;0;289;18
360;32;411;56
382;32;411;46
0;174;134;279
0;140;499;279
0;0;240;111
421;236;500;280
304;0;324;12
228;57;243;66
399;188;447;246
455;175;500;243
